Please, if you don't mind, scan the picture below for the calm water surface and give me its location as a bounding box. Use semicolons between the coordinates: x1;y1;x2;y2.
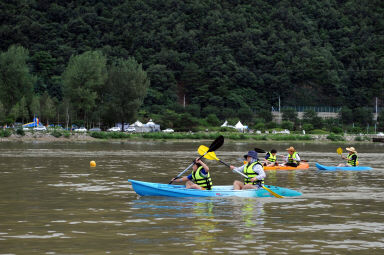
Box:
0;141;384;254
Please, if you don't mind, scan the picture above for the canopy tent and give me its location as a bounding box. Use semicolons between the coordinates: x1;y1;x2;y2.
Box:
133;120;143;127
235;121;246;131
146;119;156;126
221;120;228;127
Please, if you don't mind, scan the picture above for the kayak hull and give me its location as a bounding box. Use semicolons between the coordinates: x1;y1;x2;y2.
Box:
264;162;309;170
315;162;372;171
128;179;302;197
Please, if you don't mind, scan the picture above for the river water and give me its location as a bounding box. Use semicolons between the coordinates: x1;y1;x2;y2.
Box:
0;140;383;255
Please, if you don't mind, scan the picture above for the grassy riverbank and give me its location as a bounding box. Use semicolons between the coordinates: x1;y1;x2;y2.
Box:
0;129;377;143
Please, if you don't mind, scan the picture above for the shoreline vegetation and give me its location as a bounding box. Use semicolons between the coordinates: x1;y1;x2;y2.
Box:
0;129;378;143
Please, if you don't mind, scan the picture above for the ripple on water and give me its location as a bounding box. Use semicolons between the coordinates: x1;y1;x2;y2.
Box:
6;233;65;239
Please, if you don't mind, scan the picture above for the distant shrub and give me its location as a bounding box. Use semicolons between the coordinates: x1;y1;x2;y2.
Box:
16;128;25;136
265;122;277;129
326;133;345;141
50;130;62;138
269;134;313;141
206;114;221;126
281;121;294;130
219;127;236;132
354;136;363;141
252;135;268;140
302;123;314;131
347;126;363;134
330;126;343;134
253;122;265;131
63;131;71;138
354;136;371;141
309;129;328;134
109;132;130;139
0;129;11;137
227;133;250;140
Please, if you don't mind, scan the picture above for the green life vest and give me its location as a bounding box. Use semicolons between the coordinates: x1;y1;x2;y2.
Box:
192;166;212;190
266;152;276;162
347;153;358;166
243;161;264;185
288;152;299;164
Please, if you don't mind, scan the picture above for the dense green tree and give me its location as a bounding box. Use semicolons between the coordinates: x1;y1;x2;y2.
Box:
0;102;5;124
0;45;35;115
257;109;273;123
105;57;149;131
282;108;298;122
62;51;107;124
339;107;353;125
40;92;56;126
353;107;373;126
206;113;220;126
11;97;29;123
0;0;383;127
29;95;40;120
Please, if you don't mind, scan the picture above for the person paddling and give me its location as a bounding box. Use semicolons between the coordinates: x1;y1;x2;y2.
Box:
230;151;266;190
171;158;212;190
338;147;358;167
283;146;301;167
263;149;278;166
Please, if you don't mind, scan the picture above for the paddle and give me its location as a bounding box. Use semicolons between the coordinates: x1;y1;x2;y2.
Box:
254;147;266;153
198;145;230;167
197;145;283;198
337;147;343;156
169;135;224;184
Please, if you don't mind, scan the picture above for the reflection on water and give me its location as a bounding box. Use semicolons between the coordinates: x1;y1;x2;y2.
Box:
0;141;383;254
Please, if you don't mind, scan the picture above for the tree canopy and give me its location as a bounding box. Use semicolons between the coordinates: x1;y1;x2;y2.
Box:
0;0;383;128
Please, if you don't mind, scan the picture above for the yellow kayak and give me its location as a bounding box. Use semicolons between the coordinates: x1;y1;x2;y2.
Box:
264;162;309;171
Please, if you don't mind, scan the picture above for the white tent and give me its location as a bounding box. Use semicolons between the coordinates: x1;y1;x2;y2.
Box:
133;120;143;127
146;119;155;126
221;120;228;127
235;121;245;131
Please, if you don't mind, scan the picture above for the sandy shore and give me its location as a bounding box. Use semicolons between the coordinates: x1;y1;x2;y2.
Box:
0;132;97;142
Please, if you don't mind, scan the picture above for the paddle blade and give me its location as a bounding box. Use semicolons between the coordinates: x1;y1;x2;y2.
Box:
198;145;219;160
336;147;343;155
207;135;224;152
254;147;266;153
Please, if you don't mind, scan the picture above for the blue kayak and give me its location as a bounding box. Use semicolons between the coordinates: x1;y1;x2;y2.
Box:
128;179;302;198
315;162;372;171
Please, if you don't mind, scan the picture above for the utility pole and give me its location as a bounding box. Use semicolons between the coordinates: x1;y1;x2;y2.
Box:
375;97;378;133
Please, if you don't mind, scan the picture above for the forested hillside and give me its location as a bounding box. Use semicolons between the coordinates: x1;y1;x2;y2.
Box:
0;0;383;129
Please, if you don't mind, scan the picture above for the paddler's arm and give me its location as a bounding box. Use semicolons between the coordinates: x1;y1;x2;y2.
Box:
196;158;209;172
230;164;245;173
171;176;189;183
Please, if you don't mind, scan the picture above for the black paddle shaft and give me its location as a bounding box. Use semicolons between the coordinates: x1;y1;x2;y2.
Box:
254;147;266;153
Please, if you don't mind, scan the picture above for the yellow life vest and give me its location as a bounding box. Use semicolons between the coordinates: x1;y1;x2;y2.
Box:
266;152;276;162
192;166;212;190
243;161;264;185
347;153;358;166
288;152;299;164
